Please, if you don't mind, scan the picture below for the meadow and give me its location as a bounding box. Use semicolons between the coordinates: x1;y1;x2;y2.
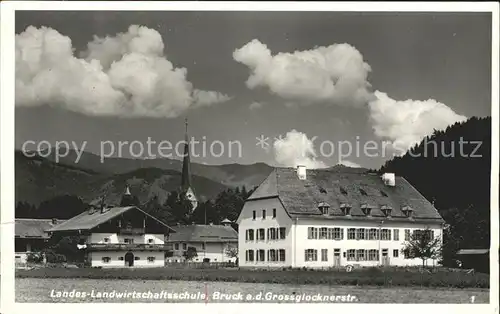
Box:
16;277;489;303
16;266;489;289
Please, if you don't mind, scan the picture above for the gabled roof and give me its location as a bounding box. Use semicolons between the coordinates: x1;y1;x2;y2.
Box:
16;219;65;238
166;224;238;243
457;249;489;255
247;167;444;222
47;206;175;233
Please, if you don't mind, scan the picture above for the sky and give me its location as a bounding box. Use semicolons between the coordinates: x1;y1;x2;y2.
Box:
14;11;492;169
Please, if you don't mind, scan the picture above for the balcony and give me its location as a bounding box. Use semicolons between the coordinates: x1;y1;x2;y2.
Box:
88;243;171;252
118;227;145;235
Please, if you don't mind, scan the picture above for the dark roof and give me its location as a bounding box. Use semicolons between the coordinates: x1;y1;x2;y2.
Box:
16;219;65;238
167;224;238;243
457;249;489;255
247;167;444;222
47;206;175;233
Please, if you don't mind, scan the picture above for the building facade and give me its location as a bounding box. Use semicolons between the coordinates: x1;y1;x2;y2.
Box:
15;218;62;265
165;224;238;263
48;205;175;268
237;166;445;268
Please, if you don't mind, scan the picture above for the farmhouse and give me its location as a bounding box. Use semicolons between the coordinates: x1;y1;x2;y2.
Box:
165;221;238;263
47;203;175;268
237;165;445;268
15;218;63;264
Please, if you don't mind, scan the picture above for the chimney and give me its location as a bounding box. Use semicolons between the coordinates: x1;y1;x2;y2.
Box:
51;218;58;225
381;173;396;186
296;165;307;180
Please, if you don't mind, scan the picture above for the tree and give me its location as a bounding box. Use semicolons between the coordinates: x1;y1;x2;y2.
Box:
183;246;197;261
225;245;238;259
401;228;442;267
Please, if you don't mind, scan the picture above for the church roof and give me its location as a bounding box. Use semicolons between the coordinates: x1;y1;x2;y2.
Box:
246;166;444;223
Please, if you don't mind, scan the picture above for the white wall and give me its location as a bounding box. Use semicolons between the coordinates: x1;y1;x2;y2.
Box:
89;233;165;244
238;197;443;268
89;251;165;268
237;197;294;267
294;219;442;268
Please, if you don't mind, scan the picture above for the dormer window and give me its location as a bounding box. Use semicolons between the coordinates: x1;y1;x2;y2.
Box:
361;204;372;216
318;202;330;215
340;203;351;216
401;205;413;218
381;205;392;217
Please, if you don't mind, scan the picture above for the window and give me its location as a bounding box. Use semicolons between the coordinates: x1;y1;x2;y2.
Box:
257;228;265;241
246;229;255;241
308;227;318;239
319;206;329;215
102;257;111;263
393;229;399;241
319;227;328;239
333;228;343;240
347;228;356;240
103;238;110;243
347;249;356;261
405;229;411;241
279;227;286;239
182;243;187;250
368;228;378;240
147;257;156;263
246;250;255;262
134;256;140;260
356;228;366;240
148;239;154;244
393;250;399;258
268;228;277;240
174;243;179;250
381;229;391;241
321;249;328;261
273;208;277;218
124;238;134;244
118;257;124;261
252;210;256;220
262;209;266;219
201;243;206;250
368;249;379;261
305;249;318;261
356;249;366;261
278;249;286;262
404;250;410;259
257;249;265;261
268;249;277;262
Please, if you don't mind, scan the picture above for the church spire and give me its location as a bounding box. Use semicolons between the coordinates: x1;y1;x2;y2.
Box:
181;118;192;191
181;118;198;211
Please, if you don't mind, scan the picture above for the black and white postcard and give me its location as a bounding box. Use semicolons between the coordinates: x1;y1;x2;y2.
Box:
0;2;498;314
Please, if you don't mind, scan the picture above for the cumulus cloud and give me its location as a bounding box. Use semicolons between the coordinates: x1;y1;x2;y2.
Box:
233;39;373;106
368;91;467;154
16;25;230;118
235;39;468;154
273;129;326;169
249;101;264;110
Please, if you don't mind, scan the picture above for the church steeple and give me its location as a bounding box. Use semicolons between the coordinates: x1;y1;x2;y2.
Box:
181;118;198;211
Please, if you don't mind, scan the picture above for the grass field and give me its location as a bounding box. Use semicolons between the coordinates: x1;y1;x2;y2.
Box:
16;266;489;289
16;277;489;303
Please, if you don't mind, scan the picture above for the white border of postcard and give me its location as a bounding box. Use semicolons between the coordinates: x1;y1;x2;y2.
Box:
1;2;499;314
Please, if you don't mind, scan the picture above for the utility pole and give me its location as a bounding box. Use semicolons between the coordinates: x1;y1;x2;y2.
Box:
378;220;384;266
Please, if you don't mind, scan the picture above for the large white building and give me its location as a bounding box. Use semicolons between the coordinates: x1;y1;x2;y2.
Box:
47;204;175;268
237;165;445;268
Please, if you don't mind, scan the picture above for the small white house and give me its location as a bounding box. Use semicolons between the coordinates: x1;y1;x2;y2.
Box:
237;165;445;268
47;205;175;268
165;223;238;263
